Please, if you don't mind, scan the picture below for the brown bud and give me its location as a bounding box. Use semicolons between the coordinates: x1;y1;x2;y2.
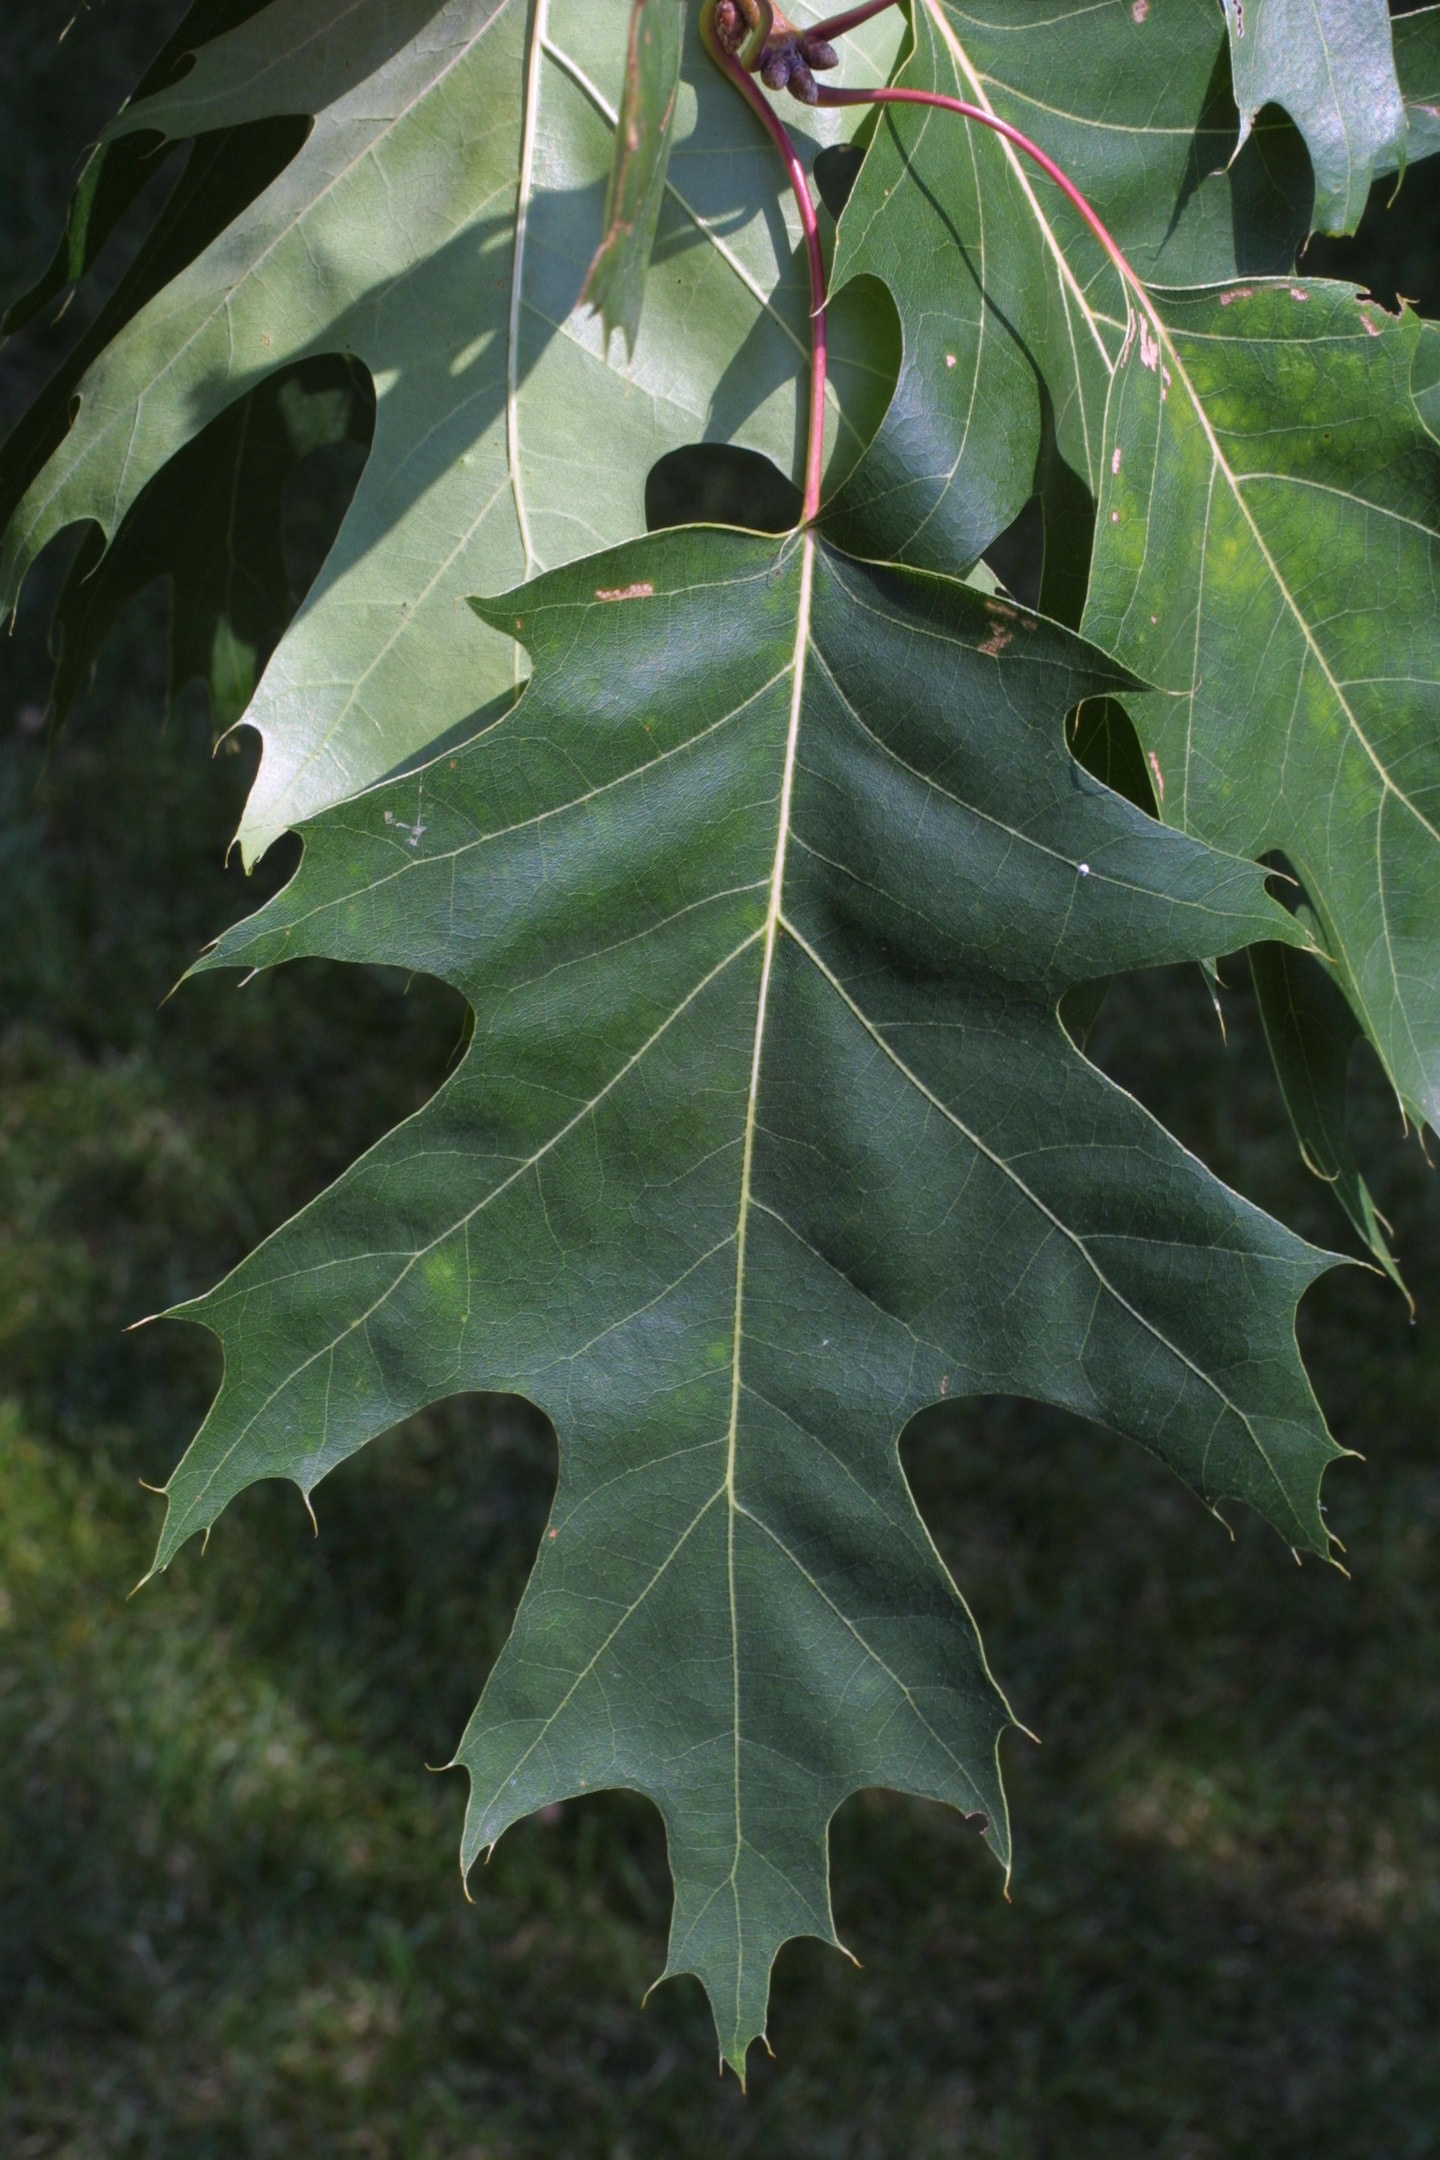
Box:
799;33;838;69
713;0;746;53
787;57;819;102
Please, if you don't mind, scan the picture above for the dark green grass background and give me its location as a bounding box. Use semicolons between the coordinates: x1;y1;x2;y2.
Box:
4;4;1440;2152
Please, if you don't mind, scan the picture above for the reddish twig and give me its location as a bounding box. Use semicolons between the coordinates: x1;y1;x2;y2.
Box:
802;0;897;44
716;48;829;523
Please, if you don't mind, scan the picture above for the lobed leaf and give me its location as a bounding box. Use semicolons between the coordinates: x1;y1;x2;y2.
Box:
1084;279;1440;1134
823;0;1313;577
0;0;900;863
1221;0;1405;236
154;524;1340;2071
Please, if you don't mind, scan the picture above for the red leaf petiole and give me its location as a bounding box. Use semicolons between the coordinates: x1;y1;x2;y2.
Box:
811;84;1140;291
710;44;830;523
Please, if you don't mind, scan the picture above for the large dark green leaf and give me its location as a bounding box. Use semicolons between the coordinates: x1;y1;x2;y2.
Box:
1221;0;1404;235
824;0;1311;574
1084;279;1440;1135
151;523;1338;2072
0;0;899;863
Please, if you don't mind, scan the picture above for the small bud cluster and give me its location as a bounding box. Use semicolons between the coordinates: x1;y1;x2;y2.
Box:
758;25;839;104
709;0;840;103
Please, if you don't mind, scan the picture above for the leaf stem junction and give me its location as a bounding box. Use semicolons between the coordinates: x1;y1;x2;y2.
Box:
701;0;1149;533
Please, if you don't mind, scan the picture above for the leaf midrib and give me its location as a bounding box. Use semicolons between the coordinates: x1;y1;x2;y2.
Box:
170;538;1314;1562
719;528;816;2004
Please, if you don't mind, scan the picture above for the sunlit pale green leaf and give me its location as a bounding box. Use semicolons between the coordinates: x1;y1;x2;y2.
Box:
154;523;1338;2072
0;0;900;864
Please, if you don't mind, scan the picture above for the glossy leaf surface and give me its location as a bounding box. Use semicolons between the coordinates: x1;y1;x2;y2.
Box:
156;525;1338;2071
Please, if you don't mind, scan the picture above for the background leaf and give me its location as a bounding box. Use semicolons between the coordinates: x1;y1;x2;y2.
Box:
0;0;276;337
1084;279;1440;1136
1221;0;1405;235
1395;3;1440;166
48;358;371;731
1249;938;1406;1291
153;524;1337;2070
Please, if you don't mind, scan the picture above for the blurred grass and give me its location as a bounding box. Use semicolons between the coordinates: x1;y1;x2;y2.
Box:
3;3;1440;2153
